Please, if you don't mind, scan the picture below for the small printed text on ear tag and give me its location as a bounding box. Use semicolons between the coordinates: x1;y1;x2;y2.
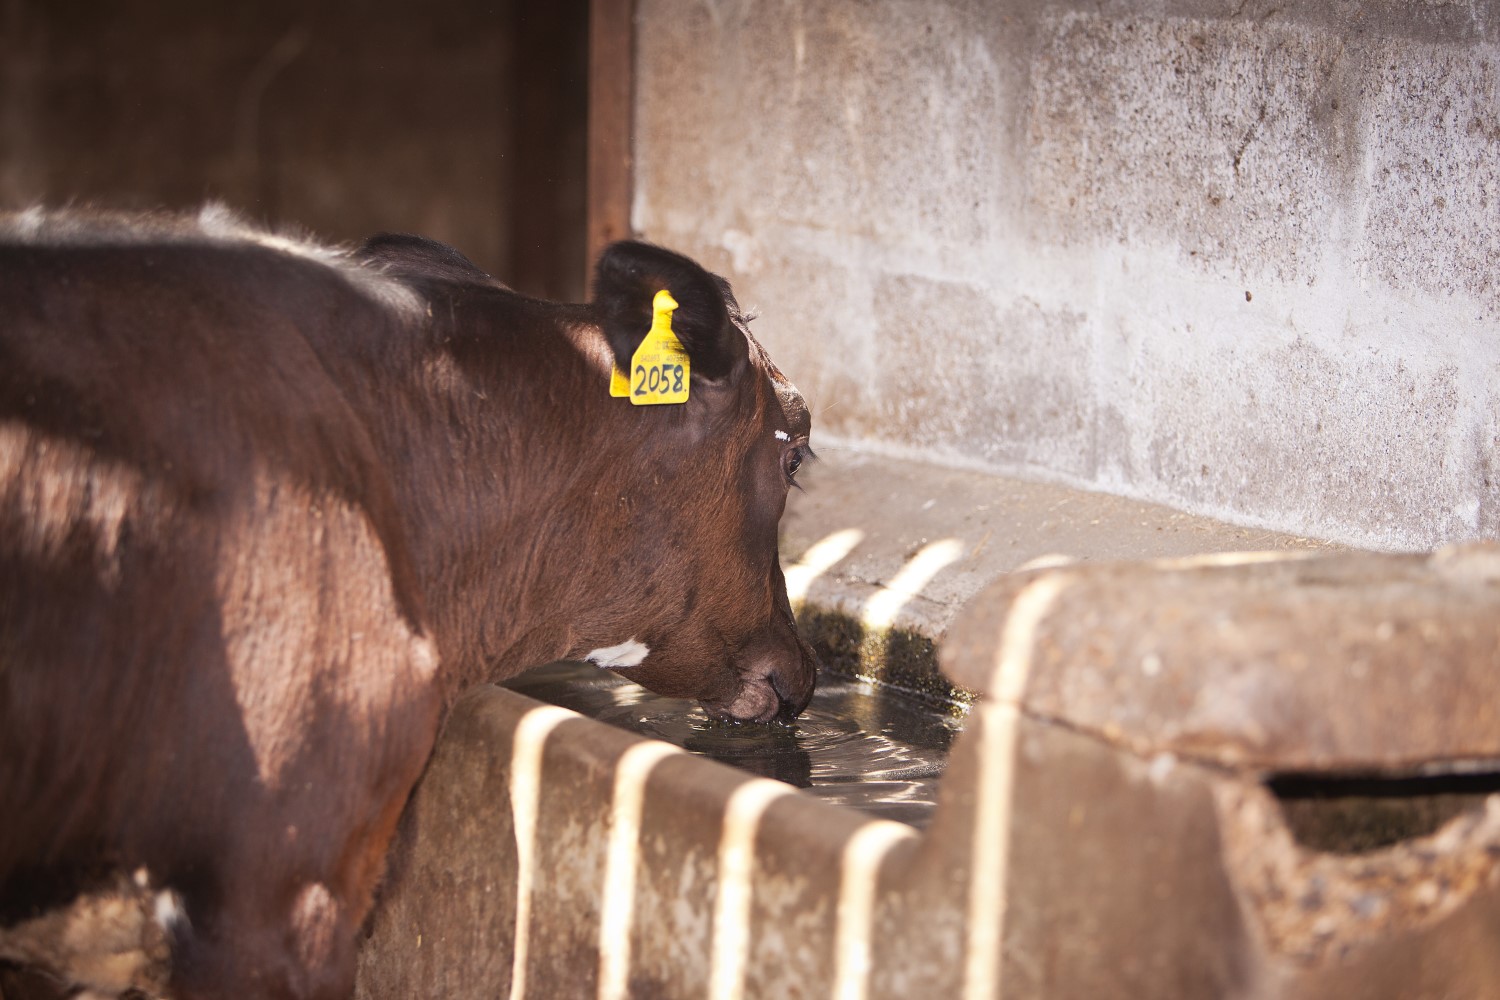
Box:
625;289;689;405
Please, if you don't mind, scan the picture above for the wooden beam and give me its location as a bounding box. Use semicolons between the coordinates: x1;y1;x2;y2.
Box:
586;0;635;286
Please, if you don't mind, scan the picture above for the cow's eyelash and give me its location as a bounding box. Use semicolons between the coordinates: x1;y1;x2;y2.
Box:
784;444;816;490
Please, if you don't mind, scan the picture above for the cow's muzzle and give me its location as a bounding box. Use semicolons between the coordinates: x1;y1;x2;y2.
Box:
705;630;818;724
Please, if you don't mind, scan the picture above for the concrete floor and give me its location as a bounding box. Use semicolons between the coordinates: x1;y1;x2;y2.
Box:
781;442;1339;662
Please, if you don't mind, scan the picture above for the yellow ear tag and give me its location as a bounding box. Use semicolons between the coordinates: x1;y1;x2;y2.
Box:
622;289;689;405
609;363;631;397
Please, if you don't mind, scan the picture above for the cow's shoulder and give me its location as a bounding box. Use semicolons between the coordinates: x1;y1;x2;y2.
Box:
0;210;440;906
0;205;427;621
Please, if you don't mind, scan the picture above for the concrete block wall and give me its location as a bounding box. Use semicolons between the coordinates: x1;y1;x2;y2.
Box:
632;0;1500;552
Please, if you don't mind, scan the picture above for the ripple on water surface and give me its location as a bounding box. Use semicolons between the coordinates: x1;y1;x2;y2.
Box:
504;661;965;829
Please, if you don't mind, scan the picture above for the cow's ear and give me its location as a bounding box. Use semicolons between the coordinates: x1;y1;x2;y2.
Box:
592;241;749;383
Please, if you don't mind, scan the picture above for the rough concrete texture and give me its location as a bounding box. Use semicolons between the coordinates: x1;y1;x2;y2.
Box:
357;542;1500;999
633;0;1500;552
356;686;913;999
946;542;1500;994
941;542;1500;772
780;445;1332;699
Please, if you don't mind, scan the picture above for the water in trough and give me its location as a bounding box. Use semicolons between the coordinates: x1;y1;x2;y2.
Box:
504;661;962;829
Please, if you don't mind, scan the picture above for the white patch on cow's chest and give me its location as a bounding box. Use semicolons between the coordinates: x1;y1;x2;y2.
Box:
585;639;650;669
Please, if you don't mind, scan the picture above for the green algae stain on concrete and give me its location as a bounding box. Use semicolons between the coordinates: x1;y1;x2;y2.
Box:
796;605;975;714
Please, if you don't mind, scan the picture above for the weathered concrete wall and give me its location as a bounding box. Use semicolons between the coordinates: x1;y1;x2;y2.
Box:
633;0;1500;551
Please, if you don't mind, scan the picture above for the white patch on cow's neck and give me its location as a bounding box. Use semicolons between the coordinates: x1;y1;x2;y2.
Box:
585;639;650;669
774;430;790;442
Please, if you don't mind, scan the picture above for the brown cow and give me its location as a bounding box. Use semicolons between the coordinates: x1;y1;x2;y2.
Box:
0;206;818;998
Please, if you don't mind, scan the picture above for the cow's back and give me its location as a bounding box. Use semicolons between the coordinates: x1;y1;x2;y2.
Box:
0;227;441;996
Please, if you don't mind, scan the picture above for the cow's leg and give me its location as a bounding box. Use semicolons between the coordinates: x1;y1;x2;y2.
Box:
167;766;422;1000
155;493;441;999
168;880;358;1000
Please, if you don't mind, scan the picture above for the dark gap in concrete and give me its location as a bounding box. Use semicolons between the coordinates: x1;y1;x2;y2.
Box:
1268;770;1500;855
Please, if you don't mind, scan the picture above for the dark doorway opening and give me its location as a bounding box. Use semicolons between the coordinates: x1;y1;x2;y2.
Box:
0;0;593;300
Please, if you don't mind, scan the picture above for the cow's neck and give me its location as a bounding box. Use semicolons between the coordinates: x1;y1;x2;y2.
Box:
364;309;631;705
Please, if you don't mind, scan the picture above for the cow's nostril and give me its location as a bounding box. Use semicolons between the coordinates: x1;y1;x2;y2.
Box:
773;696;802;725
720;631;818;723
769;652;817;721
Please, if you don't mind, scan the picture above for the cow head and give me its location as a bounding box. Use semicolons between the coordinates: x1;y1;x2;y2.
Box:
570;241;818;722
357;235;818;723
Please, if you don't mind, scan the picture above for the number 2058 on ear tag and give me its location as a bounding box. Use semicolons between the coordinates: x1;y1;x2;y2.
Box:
625;289;690;405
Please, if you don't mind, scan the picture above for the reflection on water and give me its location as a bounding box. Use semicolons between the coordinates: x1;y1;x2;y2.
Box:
504;661;964;829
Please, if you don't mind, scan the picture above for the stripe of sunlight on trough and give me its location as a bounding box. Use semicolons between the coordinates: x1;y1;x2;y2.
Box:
962;572;1074;1000
861;537;967;632
598;740;681;1000
508;704;579;1000
1152;549;1319;571
832;820;918;1000
709;778;797;1000
784;527;865;605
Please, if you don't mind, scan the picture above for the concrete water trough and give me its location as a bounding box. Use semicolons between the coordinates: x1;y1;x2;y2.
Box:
355;458;1500;999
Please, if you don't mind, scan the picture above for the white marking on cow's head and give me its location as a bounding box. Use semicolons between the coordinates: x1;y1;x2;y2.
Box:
774;430;790;442
585;639;650;669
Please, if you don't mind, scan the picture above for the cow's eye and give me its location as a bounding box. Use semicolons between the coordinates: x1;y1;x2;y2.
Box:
781;443;812;488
